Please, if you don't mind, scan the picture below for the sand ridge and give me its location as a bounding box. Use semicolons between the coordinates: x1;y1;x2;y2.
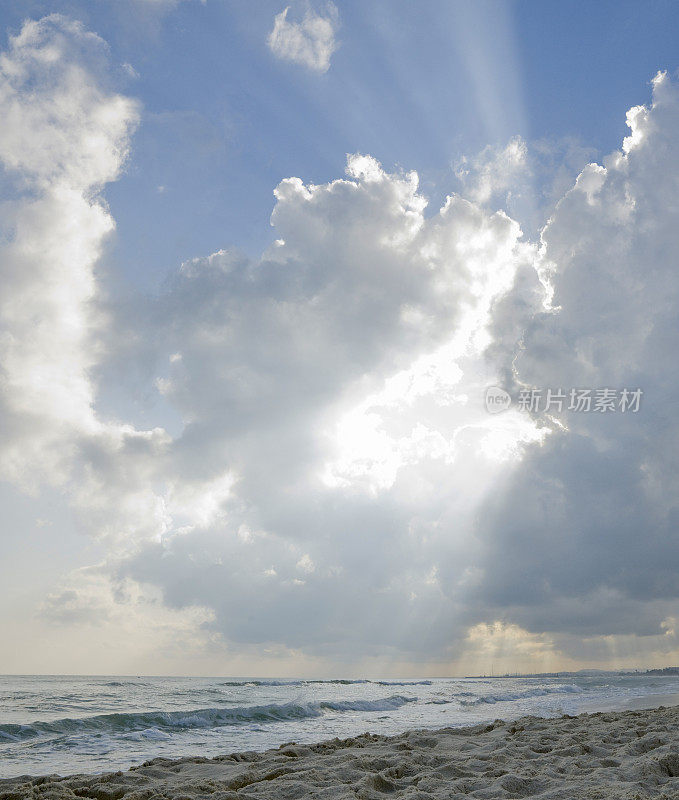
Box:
1;705;678;799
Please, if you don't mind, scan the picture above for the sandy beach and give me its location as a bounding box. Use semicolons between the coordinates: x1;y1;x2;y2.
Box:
1;705;677;800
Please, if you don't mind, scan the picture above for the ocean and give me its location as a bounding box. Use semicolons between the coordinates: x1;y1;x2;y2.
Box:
1;672;678;778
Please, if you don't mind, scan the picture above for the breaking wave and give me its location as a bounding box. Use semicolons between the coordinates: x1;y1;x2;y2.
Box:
376;680;433;686
217;678;431;688
458;685;583;707
0;695;417;742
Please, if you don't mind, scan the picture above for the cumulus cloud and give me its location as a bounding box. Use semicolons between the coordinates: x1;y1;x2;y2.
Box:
469;71;679;652
115;154;534;659
0;15;185;567
4;14;679;674
268;3;339;73
122;71;679;667
0;15;535;671
0;15;139;485
455;136;529;206
455;136;595;237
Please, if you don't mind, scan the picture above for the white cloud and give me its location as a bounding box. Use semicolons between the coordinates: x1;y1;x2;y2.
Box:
471;70;679;651
0;15;139;487
120;70;679;667
0;17;187;564
0;17;137;189
0;16;532;670
113;154;538;658
5;16;679;674
455;135;596;237
268;4;339;73
455;136;528;206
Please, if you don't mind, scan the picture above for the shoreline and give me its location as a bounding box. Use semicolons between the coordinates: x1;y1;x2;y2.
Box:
1;704;678;799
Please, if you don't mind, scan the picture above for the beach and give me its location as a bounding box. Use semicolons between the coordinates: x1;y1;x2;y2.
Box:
2;704;677;799
5;673;679;777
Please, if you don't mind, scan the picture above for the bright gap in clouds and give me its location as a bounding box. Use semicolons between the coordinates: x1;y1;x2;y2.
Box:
2;10;679;678
321;218;543;494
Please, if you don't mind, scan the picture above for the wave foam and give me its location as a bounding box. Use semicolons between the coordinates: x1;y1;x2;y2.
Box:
0;695;417;742
459;685;583;707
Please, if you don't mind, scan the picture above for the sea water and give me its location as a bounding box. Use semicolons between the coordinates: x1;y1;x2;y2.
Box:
1;672;678;777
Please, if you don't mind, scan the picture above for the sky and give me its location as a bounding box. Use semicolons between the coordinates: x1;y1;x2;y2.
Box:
1;0;679;677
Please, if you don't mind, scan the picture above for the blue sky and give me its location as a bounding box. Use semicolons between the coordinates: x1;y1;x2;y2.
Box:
112;0;679;290
2;1;679;676
4;0;678;291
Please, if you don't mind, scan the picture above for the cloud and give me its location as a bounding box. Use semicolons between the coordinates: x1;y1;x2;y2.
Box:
114;154;533;658
455;135;596;237
0;15;139;485
455;136;529;207
4;15;679;674
469;71;679;650
134;69;679;666
0;15;175;559
0;15;536;671
268;4;339;73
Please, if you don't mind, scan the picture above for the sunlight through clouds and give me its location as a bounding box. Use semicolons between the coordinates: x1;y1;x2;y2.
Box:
2;6;679;681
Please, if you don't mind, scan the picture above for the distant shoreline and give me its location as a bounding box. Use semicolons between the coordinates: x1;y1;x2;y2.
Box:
2;704;678;799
